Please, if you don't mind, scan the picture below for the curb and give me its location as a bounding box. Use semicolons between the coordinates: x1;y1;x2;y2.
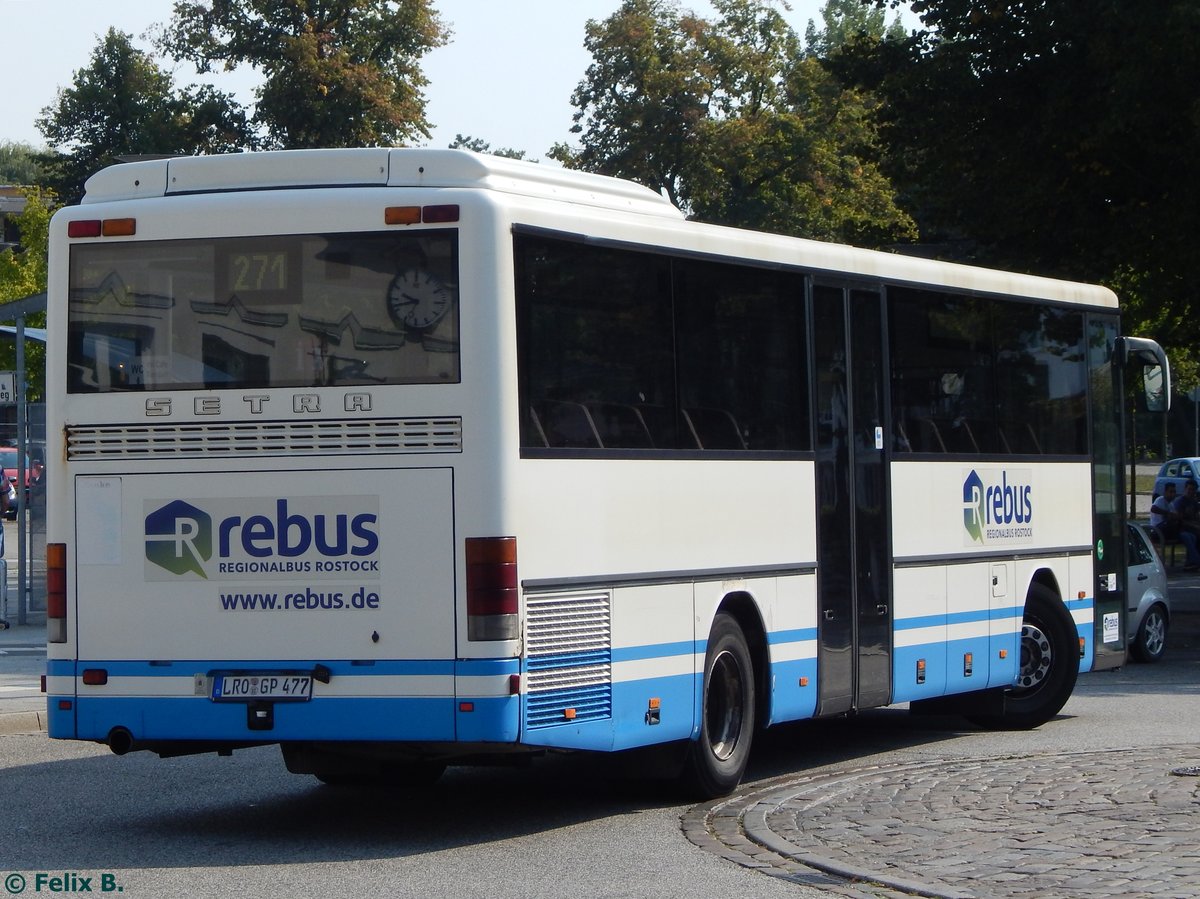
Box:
0;709;45;735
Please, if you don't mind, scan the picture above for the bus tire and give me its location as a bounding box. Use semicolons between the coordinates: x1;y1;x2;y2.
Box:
683;612;755;798
968;584;1078;730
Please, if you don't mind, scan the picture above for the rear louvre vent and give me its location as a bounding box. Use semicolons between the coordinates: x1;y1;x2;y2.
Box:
524;591;612;728
66;418;462;461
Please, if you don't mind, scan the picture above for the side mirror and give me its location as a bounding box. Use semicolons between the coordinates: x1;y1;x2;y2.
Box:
1116;336;1171;412
1143;365;1167;413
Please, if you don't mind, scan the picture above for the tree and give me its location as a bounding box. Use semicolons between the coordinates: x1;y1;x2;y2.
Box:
156;0;450;149
0;143;44;186
550;0;710;209
0;188;56;400
552;0;915;247
36;29;256;203
804;0;906;58
839;0;1200;363
448;135;529;160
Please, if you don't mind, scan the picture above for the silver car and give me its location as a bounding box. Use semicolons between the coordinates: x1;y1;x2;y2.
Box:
1127;522;1170;662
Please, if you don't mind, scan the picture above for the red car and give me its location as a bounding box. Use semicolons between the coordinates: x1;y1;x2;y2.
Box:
0;447;33;518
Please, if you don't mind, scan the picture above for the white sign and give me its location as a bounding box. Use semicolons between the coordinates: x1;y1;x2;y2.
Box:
0;371;14;404
1103;611;1121;644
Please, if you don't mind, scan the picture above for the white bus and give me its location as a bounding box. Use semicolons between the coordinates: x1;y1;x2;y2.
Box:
44;149;1167;797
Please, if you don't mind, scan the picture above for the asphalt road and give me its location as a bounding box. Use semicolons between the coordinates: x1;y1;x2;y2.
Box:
1;528;1196;898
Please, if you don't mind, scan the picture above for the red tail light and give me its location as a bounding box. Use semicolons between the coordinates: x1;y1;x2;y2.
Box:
465;536;518;641
47;542;67;643
422;204;460;223
67;220;102;238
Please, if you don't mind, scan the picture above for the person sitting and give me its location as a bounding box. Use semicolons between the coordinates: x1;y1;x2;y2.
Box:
1173;480;1200;536
1151;482;1200;570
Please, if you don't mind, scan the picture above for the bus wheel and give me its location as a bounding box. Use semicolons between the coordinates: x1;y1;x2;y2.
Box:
969;585;1078;730
684;612;755;798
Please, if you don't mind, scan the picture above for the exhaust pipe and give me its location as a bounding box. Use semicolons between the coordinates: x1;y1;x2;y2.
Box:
106;727;136;756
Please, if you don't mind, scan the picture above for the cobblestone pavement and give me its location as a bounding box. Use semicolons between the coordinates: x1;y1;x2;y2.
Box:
683;746;1200;899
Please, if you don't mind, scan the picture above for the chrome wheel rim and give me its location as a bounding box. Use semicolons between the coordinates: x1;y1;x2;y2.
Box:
1142;610;1166;657
1017;622;1053;691
706;650;745;761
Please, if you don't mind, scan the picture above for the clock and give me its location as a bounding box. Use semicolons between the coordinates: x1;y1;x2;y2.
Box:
387;269;453;331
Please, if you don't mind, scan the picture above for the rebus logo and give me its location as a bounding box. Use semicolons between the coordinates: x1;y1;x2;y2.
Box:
962;468;1034;545
962;470;985;543
144;496;381;582
145;500;213;578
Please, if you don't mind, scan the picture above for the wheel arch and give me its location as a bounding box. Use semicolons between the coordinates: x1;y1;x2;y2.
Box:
1027;567;1063;606
712;591;771;731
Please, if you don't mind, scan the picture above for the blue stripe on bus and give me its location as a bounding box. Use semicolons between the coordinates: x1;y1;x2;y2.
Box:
1071;596;1095;672
610;640;703;663
894;605;1024;631
521;672;695;752
767;656;818;724
767;627;819;645
527;649;612;672
892;632;1022;704
61;695;526;743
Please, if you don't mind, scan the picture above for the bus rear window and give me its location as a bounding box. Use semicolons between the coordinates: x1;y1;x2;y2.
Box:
67;231;459;392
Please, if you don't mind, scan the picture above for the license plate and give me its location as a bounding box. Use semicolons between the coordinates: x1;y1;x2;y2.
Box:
211;672;313;702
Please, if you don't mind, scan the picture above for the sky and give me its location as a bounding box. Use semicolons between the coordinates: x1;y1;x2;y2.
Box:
0;0;911;161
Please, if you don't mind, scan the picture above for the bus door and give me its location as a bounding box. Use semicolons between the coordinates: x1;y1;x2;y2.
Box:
812;283;893;715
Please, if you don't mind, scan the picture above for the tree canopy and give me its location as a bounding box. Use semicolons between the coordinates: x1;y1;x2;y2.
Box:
0;188;56;399
839;0;1200;381
552;0;916;247
0;143;44;186
36;28;256;203
804;0;906;58
155;0;450;148
448;135;529;160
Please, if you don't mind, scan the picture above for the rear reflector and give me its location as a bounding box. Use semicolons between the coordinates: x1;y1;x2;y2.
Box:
67;220;102;238
47;542;67;643
465;536;518;641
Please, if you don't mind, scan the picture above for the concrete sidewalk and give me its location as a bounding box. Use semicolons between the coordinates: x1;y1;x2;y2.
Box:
0;607;47;736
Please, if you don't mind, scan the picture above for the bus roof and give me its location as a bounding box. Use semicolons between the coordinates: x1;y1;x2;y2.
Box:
78;148;1118;309
81;148;684;220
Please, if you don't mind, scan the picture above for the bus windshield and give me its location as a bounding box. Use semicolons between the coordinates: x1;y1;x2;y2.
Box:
67;230;460;392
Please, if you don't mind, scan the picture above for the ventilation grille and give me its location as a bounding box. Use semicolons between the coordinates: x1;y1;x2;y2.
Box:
524;591;612;728
66;418;463;460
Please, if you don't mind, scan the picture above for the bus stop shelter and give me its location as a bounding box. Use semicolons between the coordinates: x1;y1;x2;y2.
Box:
0;290;46;627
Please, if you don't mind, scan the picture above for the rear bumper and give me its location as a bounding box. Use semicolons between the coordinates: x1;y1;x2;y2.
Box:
46;657;521;745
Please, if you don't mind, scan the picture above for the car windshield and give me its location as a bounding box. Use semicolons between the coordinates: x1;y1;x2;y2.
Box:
0;451;30;469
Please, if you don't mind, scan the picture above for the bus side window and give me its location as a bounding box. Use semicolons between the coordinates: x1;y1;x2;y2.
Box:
530;400;602;448
586;403;655;449
683;408;747;451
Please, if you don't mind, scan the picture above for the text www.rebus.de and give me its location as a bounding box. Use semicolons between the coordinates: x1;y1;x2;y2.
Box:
219;587;381;611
